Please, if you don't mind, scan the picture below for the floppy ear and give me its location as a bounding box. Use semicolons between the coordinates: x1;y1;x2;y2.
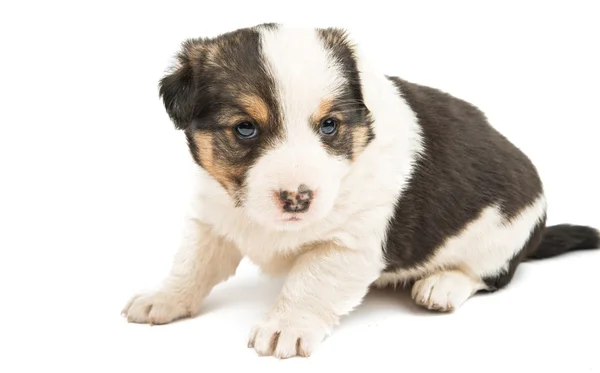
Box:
158;40;204;130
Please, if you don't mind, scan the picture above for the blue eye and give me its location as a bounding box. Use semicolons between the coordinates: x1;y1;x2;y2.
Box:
234;122;258;139
320;118;338;135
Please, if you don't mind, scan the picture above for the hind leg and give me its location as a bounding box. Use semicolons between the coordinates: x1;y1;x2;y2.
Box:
409;196;547;312
411;270;486;311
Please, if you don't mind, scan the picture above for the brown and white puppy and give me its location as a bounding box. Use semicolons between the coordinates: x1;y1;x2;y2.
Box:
122;23;600;358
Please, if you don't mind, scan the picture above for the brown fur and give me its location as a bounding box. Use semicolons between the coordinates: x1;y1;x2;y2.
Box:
193;132;244;196
351;125;370;160
312;98;334;123
184;41;204;66
239;94;270;125
317;27;351;50
308;97;373;161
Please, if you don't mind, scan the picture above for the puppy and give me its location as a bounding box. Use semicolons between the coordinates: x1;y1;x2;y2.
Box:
122;23;600;358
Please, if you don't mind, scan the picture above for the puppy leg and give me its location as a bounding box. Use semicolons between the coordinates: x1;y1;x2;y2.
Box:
122;217;242;324
411;270;486;312
248;242;383;359
410;196;547;312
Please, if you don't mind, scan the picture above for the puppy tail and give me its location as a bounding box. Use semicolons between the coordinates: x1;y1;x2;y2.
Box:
528;224;600;260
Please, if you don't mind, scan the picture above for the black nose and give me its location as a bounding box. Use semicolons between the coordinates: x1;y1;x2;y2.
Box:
279;184;314;213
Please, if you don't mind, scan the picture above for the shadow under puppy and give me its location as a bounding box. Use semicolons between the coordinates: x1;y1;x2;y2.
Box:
122;23;600;358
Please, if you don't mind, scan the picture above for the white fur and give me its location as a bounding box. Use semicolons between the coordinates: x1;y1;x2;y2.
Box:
244;27;349;231
122;217;242;324
122;25;544;358
411;270;485;311
375;193;547;315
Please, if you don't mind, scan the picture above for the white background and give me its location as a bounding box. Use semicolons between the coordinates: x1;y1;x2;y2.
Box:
1;1;599;372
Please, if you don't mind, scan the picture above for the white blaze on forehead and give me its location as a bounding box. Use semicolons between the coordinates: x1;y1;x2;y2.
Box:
259;26;346;140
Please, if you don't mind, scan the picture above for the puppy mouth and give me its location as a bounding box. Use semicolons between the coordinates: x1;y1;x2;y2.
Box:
274;212;310;227
281;215;302;222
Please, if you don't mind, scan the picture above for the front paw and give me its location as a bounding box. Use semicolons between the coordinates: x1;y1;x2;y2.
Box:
247;314;329;359
121;289;196;325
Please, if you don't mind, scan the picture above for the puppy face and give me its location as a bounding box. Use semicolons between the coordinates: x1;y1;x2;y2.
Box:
159;24;374;230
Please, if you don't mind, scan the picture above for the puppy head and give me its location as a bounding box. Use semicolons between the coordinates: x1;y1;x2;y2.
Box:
159;24;374;231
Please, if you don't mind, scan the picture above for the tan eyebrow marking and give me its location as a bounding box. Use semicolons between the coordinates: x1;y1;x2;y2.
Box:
239;94;269;124
312;97;334;123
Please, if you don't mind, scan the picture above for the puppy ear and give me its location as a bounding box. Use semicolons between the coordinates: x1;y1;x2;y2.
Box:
158;39;204;130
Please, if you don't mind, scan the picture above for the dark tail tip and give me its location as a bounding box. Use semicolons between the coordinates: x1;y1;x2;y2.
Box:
529;224;600;260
